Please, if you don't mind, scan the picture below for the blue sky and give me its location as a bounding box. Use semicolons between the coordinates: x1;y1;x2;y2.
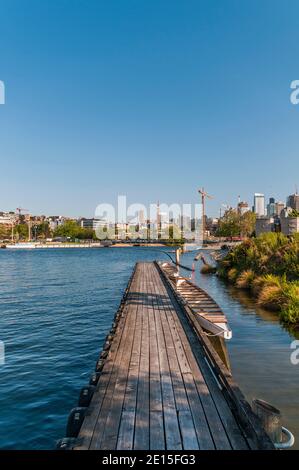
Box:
0;0;299;217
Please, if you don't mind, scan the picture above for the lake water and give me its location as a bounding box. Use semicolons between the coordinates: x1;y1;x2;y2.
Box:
0;247;298;449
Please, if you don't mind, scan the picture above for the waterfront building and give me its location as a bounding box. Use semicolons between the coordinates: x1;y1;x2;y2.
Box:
267;197;276;217
255;216;274;236
274;201;285;217
0;214;14;225
237;201;250;215
79;218;105;230
287;192;299;211
48;216;66;231
280;208;299;235
253;193;265;217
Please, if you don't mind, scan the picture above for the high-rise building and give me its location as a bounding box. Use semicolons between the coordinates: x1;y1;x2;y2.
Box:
287;193;299;211
138;210;145;225
275;202;285;216
254;193;265;217
267;197;276;217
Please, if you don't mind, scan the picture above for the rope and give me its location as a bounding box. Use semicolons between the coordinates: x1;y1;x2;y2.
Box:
203;330;225;337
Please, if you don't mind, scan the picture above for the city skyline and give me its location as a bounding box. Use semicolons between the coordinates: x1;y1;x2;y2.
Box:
1;188;298;220
1;1;299;217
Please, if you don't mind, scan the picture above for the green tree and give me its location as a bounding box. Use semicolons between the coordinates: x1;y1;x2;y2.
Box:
216;209;240;237
0;225;11;240
34;222;51;239
53;220;95;240
289;209;299;217
15;224;29;240
239;211;256;237
216;209;256;237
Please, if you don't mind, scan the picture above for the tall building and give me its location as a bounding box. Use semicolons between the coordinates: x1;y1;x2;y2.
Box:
267;197;276;217
287;192;299;211
254;193;265;217
275;201;285;217
138;210;145;225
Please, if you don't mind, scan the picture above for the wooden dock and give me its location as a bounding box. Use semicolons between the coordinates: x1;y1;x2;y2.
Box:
66;261;274;450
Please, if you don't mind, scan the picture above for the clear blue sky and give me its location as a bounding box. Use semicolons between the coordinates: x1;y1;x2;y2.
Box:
0;0;299;217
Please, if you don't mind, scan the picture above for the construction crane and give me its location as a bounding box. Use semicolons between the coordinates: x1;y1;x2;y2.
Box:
16;207;29;216
16;207;31;241
198;187;213;242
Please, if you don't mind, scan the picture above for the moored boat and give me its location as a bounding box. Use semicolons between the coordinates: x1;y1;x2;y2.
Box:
159;261;232;340
6;242;36;249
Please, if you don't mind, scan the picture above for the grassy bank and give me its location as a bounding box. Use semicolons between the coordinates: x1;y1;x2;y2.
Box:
218;233;299;324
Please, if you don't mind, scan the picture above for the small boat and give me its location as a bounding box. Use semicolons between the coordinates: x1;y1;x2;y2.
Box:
0;244;6;249
159;261;232;340
6;242;36;249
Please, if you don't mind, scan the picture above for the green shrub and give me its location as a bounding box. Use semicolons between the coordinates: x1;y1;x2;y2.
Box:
257;284;285;311
279;283;299;324
217;233;299;323
227;267;238;282
236;270;255;289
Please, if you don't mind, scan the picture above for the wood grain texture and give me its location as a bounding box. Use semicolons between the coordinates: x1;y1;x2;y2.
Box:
74;262;273;451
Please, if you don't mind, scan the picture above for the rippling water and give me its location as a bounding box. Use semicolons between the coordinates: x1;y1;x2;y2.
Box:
0;247;298;449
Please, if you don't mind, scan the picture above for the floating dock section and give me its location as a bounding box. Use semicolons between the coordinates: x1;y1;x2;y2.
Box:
59;261;274;450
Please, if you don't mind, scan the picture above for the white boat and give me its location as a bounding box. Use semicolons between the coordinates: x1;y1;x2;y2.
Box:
159;261;232;340
6;242;37;249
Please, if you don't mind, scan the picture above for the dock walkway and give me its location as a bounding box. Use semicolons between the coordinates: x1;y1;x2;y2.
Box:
73;261;274;450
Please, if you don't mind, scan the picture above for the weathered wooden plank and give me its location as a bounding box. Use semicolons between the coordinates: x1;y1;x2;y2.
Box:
152;267;182;451
148;271;163;414
143;265;168;451
134;265;150;450
117;411;135;450
122;293;142;412
150;411;165;450
178;410;199;450
100;301;137;449
113;269;144;450
158;309;191;412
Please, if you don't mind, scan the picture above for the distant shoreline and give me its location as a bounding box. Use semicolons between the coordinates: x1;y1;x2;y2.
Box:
2;242;168;250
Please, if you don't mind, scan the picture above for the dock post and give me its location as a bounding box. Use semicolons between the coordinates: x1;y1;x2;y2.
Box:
252;399;282;444
175;248;181;265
